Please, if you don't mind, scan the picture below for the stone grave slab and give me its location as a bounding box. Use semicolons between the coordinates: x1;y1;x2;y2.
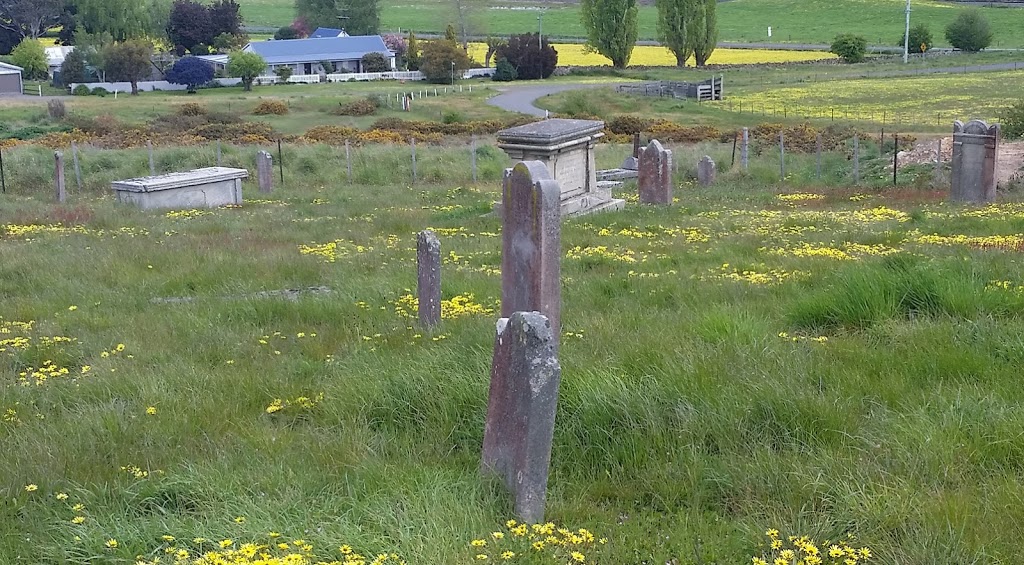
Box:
112;167;248;210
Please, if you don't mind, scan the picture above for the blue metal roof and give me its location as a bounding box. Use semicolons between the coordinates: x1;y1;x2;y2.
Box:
245;36;393;64
309;27;343;38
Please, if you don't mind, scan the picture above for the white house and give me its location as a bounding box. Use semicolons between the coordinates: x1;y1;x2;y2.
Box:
242;35;395;75
0;62;23;95
45;46;75;76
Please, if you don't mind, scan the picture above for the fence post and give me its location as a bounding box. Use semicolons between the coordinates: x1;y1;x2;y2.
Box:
0;147;5;193
345;140;352;183
892;133;898;186
934;138;942;185
147;140;155;176
741;127;749;172
277;139;284;186
54;151;66;203
71;142;82;191
853;136;860;185
471;135;477;183
779;131;785;181
411;138;417;184
815;133;822;179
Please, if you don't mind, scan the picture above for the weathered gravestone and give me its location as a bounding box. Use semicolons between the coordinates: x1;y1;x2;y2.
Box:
416;230;441;329
638;139;673;205
481;311;561;524
111;168;248;210
54;151;66;203
497;119;624;217
951;119;999;204
501;161;561;348
257;150;274;194
697;155;716;187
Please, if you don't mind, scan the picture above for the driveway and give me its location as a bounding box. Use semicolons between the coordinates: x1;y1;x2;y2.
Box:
486;83;604;116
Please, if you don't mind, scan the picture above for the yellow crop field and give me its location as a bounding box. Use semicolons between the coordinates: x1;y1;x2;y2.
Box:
466;43;835;67
720;71;1022;124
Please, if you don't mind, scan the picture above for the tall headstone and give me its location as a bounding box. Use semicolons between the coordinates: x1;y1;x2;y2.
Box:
697;156;716;187
417;230;441;329
54;151;66;203
256;150;273;193
501;161;561;349
482;311;561;524
638;139;673;204
951;119;999;204
497;119;624;217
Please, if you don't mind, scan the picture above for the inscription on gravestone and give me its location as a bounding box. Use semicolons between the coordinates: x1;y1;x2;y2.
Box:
951;119;999;204
481;311;561;524
638;139;673;205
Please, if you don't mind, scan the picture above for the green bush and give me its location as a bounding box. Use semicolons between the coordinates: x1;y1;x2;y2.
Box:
492;58;517;82
442;111;464;124
10;39;48;80
274;67;293;82
361;52;390;73
945;9;993;52
72;84;92;96
91;87;109;97
830;34;868;63
899;23;933;54
1002;100;1024;140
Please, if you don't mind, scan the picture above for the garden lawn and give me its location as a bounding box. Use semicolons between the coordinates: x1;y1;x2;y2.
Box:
3;138;1024;563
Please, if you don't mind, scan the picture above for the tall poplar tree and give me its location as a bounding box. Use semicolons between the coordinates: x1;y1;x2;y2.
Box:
689;0;717;67
579;0;637;69
655;0;697;67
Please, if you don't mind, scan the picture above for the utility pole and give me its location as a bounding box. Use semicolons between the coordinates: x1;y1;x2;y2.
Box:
903;0;911;64
538;11;544;47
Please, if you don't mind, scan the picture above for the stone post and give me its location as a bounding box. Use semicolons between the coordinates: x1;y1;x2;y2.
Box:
470;135;478;183
697;156;716;187
501;161;561;350
482;311;561;524
148;140;155;176
779;131;786;180
741;127;749;172
256;150;273;193
417;230;441;329
815;133;823;179
951;119;999;204
853;135;860;184
638;139;672;205
54;151;66;203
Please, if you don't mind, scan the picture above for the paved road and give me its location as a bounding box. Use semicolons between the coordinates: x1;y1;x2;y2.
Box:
486;82;604;116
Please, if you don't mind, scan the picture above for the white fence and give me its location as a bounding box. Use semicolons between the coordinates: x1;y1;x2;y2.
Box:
70;78;243;92
326;70;426;82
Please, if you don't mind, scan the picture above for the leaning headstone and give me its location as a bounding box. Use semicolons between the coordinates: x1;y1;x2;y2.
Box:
621;156;639;171
256;150;273;193
416;230;441;329
497;119;624;217
638;139;672;204
697;155;716;187
951;119;999;204
481;311;561;524
501;161;561;348
54;151;66;203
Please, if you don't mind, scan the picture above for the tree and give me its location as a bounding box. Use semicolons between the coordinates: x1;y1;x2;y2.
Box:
580;0;637;69
360;51;388;72
382;33;406;67
406;31;420;70
74;0;166;41
227;50;265;91
483;35;505;67
166;55;214;92
167;0;212;53
104;39;153;94
900;23;932;54
492;57;516;81
444;23;457;42
274;25;300;40
495;33;557;80
690;0;717;67
10;38;47;79
0;0;64;40
338;0;379;35
209;0;242;37
72;30;113;81
419;39;470;83
1002;99;1024;140
945;9;992;52
294;0;333;30
0;25;19;55
830;33;867;63
59;48;89;84
213;31;248;53
450;0;485;49
656;0;696;67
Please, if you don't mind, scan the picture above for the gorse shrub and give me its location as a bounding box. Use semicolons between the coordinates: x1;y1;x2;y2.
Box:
1001;100;1024;140
47;99;66;120
607;115;649;135
252;100;289;115
177;102;207;117
335;98;378;116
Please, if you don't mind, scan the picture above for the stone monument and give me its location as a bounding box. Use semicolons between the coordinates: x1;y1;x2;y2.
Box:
417;230;441;329
257;150;273;194
697;156;716;187
481;311;561;524
951;119;999;204
497;119;624;217
112;168;249;210
638;139;672;205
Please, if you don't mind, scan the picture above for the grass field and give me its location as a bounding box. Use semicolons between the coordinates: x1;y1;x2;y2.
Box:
4;134;1024;563
236;0;1024;48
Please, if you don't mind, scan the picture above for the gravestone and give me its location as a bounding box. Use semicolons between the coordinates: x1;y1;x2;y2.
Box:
497;119;624;217
697;155;716;187
621;156;639;171
501;161;561;349
54;151;66;203
481;311;561;524
638;139;673;205
416;230;441;329
951;119;999;204
111;168;248;210
257;150;273;193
